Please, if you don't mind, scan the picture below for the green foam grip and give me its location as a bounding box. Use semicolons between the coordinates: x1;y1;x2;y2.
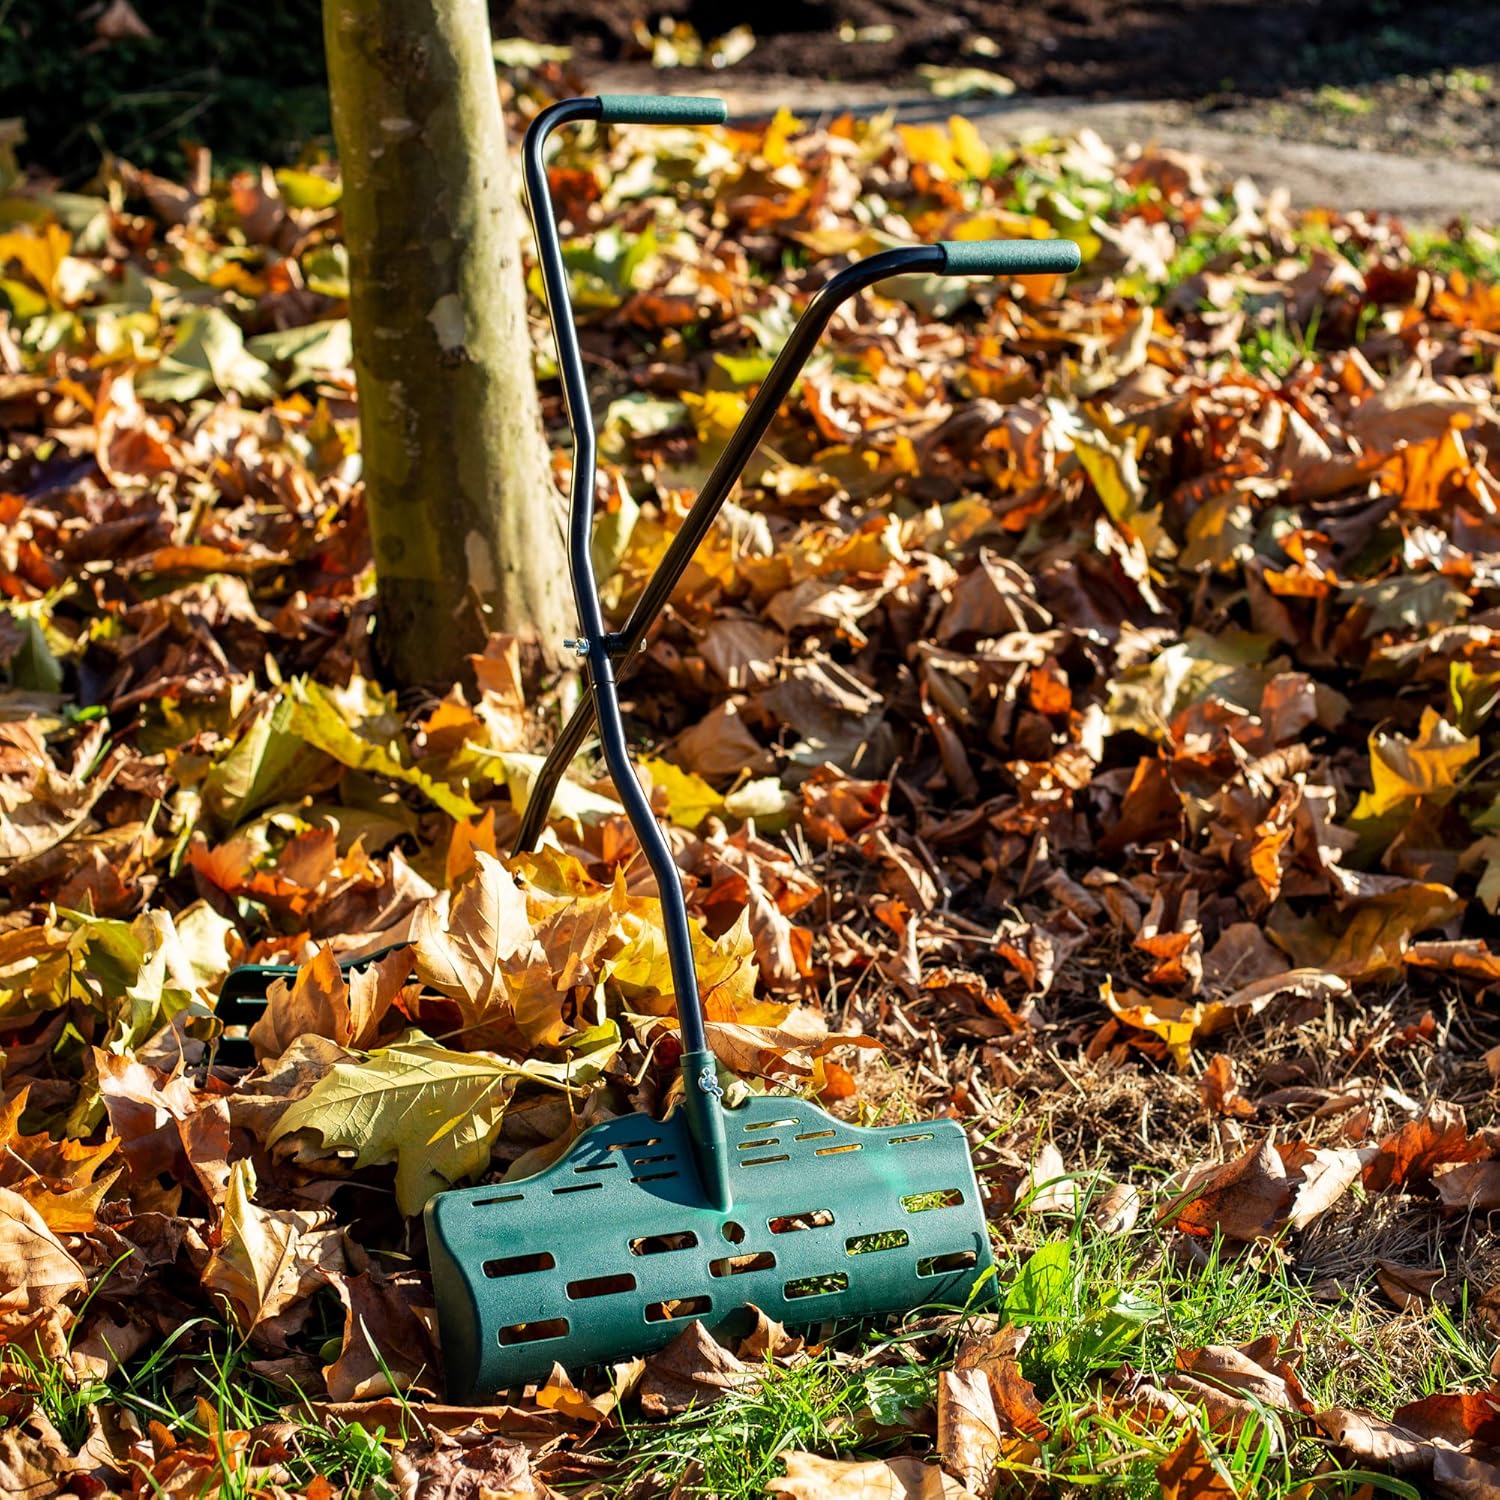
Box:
595;94;728;126
938;239;1082;277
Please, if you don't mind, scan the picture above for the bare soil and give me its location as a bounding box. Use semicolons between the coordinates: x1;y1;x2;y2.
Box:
498;0;1500;165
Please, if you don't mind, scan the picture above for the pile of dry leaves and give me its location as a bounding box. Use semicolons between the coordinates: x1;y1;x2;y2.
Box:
4;70;1500;1496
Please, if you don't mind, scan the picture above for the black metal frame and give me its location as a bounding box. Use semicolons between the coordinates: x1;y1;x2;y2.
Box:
521;98;1011;1211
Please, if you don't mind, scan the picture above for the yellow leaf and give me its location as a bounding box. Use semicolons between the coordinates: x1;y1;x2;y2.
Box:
0;223;71;303
948;115;992;179
1352;707;1478;821
412;851;540;1027
202;1159;341;1332
282;676;478;818
760;107;805;169
682;388;748;446
269;1030;567;1215
1103;978;1212;1072
897;122;962;180
642;756;724;829
0;1087;119;1233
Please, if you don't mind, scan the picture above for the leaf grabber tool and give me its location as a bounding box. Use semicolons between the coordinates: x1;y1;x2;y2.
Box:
422;94;1081;1399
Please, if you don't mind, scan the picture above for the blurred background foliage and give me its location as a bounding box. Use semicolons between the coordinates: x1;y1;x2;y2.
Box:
2;0;330;178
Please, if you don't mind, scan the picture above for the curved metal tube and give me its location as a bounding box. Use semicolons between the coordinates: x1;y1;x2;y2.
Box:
525;97;738;1207
512;233;946;855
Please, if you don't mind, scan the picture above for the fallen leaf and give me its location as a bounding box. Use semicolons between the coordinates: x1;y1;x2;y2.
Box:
638;1319;753;1417
1159;1138;1291;1242
322;1270;439;1400
201;1160;344;1338
0;1187;85;1338
769;1452;982;1499
1156;1429;1238;1499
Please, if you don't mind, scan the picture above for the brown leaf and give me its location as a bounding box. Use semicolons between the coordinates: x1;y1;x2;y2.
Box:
96;1052;230;1210
0;1188;85;1339
1200;1054;1255;1119
769;1452;982;1498
1435;1161;1500;1213
0;1396;84;1499
954;1324;1048;1441
94;0;153;42
1175;1339;1309;1414
323;1270;440;1400
1394;1389;1500;1451
638;1318;753;1417
248;944;347;1059
1285;1146;1370;1230
1201;923;1291;991
1090;1182;1142;1235
408;1432;549;1499
672;698;775;780
201;1160;344;1342
936;1368;1004;1495
411;852;542;1027
1377;1262;1458;1312
1316;1404;1439;1479
536;1362;623;1426
1364;1102;1486;1193
1315;1394;1500;1492
1432;1447;1500;1498
1015;1141;1077;1214
1156;1430;1238;1499
1159;1138;1292;1242
736;1306;806;1363
698;617;786;691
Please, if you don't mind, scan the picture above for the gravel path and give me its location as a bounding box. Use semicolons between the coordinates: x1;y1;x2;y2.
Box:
587;68;1500;224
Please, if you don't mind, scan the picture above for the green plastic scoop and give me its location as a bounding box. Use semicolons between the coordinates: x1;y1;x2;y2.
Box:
421;94;1078;1399
426;1092;990;1398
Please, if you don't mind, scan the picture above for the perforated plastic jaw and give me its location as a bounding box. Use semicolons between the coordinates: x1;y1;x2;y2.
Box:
424;1093;993;1400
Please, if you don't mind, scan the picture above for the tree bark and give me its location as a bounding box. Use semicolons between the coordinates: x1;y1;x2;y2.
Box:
324;0;570;686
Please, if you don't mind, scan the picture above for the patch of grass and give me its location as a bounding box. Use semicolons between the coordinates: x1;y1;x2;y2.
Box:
987;1194;1491;1495
1406;225;1500;284
3;1345;111;1451
607;1172;1491;1497
606;1347;903;1498
108;1316;403;1497
1314;85;1375;118
1238;307;1322;380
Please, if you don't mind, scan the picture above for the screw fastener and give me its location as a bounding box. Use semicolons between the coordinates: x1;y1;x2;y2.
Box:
561;638;591;658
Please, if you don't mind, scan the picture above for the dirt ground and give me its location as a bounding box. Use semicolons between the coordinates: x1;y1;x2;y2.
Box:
498;0;1500;181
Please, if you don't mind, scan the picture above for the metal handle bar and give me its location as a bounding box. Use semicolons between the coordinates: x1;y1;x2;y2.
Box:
520;95;1079;1209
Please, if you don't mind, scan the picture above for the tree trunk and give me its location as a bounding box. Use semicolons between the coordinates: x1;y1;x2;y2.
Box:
324;0;570;686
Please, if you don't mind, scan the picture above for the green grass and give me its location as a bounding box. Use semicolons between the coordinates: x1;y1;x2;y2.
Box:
4;1344;111;1451
1405;224;1500;284
10;1314;405;1498
1238;307;1323;380
595;1177;1491;1498
1314;85;1375;117
605;1346;913;1496
12;1172;1492;1498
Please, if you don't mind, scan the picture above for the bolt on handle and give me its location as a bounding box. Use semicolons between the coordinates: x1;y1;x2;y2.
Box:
595;94;728;127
